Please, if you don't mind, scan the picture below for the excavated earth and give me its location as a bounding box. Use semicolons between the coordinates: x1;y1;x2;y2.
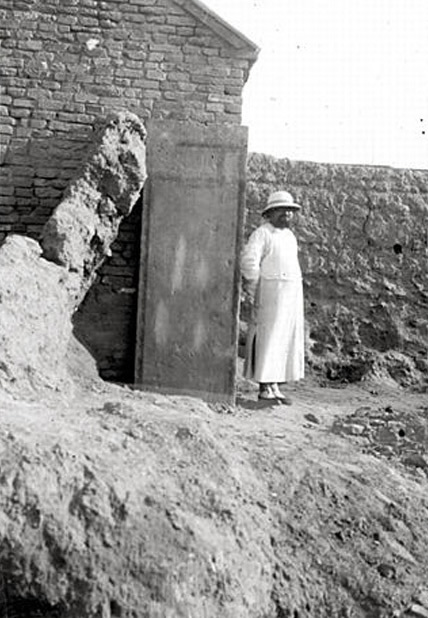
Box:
1;117;428;616
0;349;427;618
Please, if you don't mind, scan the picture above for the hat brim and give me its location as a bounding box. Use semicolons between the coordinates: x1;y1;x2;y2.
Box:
262;203;301;214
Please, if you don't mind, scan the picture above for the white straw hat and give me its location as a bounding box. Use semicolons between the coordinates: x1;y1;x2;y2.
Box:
262;190;301;214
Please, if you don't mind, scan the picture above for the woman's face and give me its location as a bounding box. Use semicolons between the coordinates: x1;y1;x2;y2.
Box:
266;207;295;229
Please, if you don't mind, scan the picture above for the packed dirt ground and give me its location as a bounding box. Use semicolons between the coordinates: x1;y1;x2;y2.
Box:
0;352;427;618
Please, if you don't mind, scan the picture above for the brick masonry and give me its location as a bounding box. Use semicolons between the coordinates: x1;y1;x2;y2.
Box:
0;0;258;382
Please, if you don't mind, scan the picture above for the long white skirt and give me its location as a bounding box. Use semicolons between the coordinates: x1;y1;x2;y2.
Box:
244;278;304;383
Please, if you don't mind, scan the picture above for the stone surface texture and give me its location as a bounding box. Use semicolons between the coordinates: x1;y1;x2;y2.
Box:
41;111;147;302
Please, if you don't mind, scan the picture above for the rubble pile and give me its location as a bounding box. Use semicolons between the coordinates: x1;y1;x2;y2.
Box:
0;112;146;394
332;403;428;477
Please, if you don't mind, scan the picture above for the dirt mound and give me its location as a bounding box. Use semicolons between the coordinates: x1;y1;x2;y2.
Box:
0;378;428;617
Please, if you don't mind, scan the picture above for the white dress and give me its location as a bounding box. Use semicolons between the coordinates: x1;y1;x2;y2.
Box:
241;222;304;383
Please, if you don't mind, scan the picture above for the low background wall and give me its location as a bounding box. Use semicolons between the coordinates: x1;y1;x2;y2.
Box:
245;154;428;388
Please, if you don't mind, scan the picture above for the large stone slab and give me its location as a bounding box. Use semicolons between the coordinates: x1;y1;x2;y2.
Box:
135;121;248;403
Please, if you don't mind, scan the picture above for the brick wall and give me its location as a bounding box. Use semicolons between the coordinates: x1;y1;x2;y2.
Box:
0;0;257;382
0;0;256;242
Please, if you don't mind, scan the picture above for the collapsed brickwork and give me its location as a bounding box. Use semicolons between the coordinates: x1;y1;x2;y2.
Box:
0;112;146;394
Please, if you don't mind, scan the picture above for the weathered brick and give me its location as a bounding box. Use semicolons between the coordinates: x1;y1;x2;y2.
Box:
0;117;16;126
29;119;47;130
162;91;178;101
77;16;99;27
0;212;19;222
124;59;145;70
176;82;196;92
175;26;195;37
42;81;63;91
149;43;179;53
13;176;34;187
12;98;35;108
35;167;60;178
167;71;190;82
38;21;58;32
190;110;215;123
6;88;26;98
147;52;163;62
98;97;127;107
1;40;18;49
190;74;223;86
0;196;15;205
85;103;105;114
35;187;62;198
166;14;195;27
15;188;34;197
1;57;25;69
146;68;166;81
206;102;224;113
137;89;161;99
99;10;121;22
0;67;18;76
57;15;78;25
17;40;44;51
73;74;95;84
62;102;86;113
0;185;14;196
33;110;56;120
116;68;144;79
48;120;72;131
130;79;159;90
224;85;242;96
16;127;33;138
39;99;66;111
202;47;219;57
224;102;241;114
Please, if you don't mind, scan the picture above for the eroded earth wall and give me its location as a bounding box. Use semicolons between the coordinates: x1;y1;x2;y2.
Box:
245;154;428;387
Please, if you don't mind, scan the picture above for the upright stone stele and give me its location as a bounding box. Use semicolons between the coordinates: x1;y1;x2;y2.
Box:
135;121;248;403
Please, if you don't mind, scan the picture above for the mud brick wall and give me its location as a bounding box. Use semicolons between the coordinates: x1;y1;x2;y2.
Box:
0;0;256;242
0;0;257;382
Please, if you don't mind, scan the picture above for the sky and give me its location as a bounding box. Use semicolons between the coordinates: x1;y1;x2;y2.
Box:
203;0;428;169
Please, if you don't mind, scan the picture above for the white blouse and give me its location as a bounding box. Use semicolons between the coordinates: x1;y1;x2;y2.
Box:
241;222;301;282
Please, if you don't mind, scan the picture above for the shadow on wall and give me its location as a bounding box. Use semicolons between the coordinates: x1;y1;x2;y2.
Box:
73;196;143;384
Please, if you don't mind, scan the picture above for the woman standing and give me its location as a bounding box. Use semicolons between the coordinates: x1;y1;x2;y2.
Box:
241;190;305;403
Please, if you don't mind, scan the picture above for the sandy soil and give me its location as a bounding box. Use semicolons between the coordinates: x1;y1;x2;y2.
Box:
0;362;427;617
